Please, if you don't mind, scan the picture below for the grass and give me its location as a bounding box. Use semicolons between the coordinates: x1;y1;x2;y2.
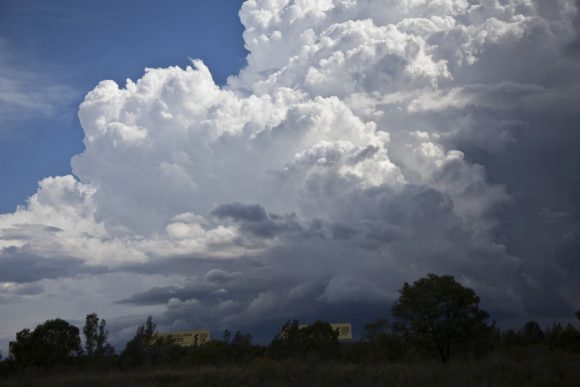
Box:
1;349;579;386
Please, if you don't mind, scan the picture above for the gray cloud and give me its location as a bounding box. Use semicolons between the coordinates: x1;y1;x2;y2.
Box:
212;202;306;239
211;203;269;222
0;246;106;283
0;224;63;240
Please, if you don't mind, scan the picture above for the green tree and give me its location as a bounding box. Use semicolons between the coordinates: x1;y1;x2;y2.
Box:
268;320;339;360
83;313;114;357
300;321;339;360
268;319;302;359
231;330;254;363
121;316;171;366
83;313;98;356
521;320;544;345
392;274;490;362
96;317;114;356
11;318;81;369
546;322;580;352
362;318;405;362
222;329;231;344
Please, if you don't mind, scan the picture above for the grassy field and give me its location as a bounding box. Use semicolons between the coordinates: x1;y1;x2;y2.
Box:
1;349;579;387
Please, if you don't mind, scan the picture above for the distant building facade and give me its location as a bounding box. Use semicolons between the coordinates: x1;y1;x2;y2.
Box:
155;329;211;347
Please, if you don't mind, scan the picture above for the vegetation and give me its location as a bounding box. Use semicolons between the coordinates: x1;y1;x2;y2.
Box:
268;320;339;361
391;274;491;362
9;319;81;370
1;274;580;386
83;313;114;358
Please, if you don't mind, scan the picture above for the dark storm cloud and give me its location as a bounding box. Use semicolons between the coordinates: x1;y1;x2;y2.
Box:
565;0;580;54
0;282;44;307
330;223;357;240
117;262;295;307
117;283;214;306
0;246;106;283
211;202;269;222
212;202;306;238
4;283;44;295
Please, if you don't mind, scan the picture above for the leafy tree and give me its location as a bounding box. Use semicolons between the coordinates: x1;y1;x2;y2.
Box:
361;318;405;362
545;322;580;352
300;321;339;360
231;330;254;363
83;313;114;357
521;320;544;345
121;316;157;366
120;316;179;366
392;274;490;362
11;318;81;369
222;329;231;344
268;320;339;360
268;319;302;359
96;317;114;356
545;323;563;350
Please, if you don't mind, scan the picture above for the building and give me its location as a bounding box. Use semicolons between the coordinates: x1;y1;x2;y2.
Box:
154;329;211;347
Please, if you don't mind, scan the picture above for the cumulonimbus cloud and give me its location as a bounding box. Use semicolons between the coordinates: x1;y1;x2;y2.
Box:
1;0;579;338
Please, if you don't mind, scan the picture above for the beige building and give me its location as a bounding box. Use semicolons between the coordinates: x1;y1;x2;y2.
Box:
155;329;211;347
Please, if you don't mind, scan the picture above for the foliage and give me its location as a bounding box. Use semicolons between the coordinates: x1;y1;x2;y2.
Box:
391;274;490;362
181;330;258;365
10;318;81;369
356;318;405;362
268;320;339;360
120;316;170;367
83;313;114;357
230;330;255;363
545;322;580;352
268;320;302;359
521;320;544;345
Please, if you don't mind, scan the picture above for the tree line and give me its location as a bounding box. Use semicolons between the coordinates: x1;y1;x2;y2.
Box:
1;274;580;376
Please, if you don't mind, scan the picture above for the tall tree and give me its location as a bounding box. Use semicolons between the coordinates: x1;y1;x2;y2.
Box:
83;313;114;357
392;274;490;362
83;313;99;356
121;316;159;366
96;317;114;356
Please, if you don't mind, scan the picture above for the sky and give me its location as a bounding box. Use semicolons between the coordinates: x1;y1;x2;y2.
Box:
1;0;580;354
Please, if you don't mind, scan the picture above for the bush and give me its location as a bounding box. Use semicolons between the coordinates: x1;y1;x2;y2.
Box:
268;320;339;361
10;318;81;369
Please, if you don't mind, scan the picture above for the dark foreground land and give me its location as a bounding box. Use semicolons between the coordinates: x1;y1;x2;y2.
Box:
2;349;580;387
